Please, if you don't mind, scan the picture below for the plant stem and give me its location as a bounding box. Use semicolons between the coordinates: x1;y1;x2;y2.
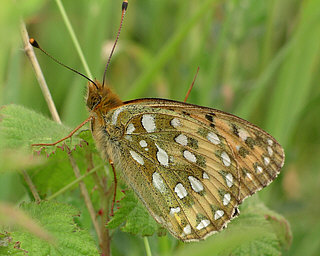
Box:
67;147;103;243
144;237;152;256
21;170;41;203
54;0;93;79
47;165;102;201
86;153;111;254
21;21;57;204
20;22;61;124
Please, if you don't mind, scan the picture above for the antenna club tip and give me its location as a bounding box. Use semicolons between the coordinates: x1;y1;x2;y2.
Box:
29;38;39;48
122;0;128;11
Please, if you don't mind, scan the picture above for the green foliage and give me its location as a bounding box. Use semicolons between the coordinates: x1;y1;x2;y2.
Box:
224;199;289;256
126;0;218;99
175;197;291;256
0;201;99;256
0;104;72;172
0;104;76;149
107;190;160;237
0;104;99;197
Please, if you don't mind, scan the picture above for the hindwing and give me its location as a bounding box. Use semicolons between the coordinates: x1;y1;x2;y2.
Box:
103;98;285;241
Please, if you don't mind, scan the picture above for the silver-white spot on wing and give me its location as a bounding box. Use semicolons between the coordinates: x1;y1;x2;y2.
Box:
174;183;188;199
139;140;147;147
111;107;123;125
183;150;197;163
214;210;224;220
203;172;210;179
142;114;156;133
126;123;135;134
223;193;231;206
155;143;169;167
169;207;181;216
207;132;220;145
183;224;191;235
152;172;166;193
130;150;144;165
225;173;233;187
170;118;181;128
221;151;231;167
256;165;263;173
238;129;249;141
264;157;270;165
196;219;210;230
175;134;188;146
188;176;203;192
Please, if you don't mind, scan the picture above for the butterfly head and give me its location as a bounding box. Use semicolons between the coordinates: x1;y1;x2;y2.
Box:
86;80;123;113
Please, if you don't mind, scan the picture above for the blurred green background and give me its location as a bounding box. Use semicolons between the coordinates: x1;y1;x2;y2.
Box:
1;0;320;255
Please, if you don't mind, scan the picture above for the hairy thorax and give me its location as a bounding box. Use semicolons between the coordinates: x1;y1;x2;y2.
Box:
86;80;124;163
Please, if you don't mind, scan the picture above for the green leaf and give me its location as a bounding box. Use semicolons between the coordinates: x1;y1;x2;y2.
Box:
220;214;281;256
0;203;53;242
216;197;291;256
0;104;74;149
30;147;79;196
0;201;99;256
0;149;44;173
175;196;291;256
107;190;160;237
0;104;79;172
245;198;292;251
0;104;69;171
0;104;101;197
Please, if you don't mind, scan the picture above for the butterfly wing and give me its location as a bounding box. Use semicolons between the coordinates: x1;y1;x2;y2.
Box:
102;98;285;241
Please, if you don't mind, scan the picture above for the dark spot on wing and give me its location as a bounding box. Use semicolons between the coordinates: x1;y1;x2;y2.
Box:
188;137;199;149
245;137;256;149
205;114;214;122
238;147;250;158
231;123;239;137
232;207;239;218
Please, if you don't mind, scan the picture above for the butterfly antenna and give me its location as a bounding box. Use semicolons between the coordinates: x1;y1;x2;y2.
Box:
29;38;99;89
102;0;128;88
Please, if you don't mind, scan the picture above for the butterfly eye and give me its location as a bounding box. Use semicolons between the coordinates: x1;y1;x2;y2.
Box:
87;94;101;110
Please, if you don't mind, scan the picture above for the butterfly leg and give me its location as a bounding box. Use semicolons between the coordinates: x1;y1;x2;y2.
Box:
109;159;117;217
32;116;93;147
184;66;200;102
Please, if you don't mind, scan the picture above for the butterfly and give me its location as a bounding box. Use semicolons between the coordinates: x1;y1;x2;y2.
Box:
30;0;285;242
85;79;285;242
